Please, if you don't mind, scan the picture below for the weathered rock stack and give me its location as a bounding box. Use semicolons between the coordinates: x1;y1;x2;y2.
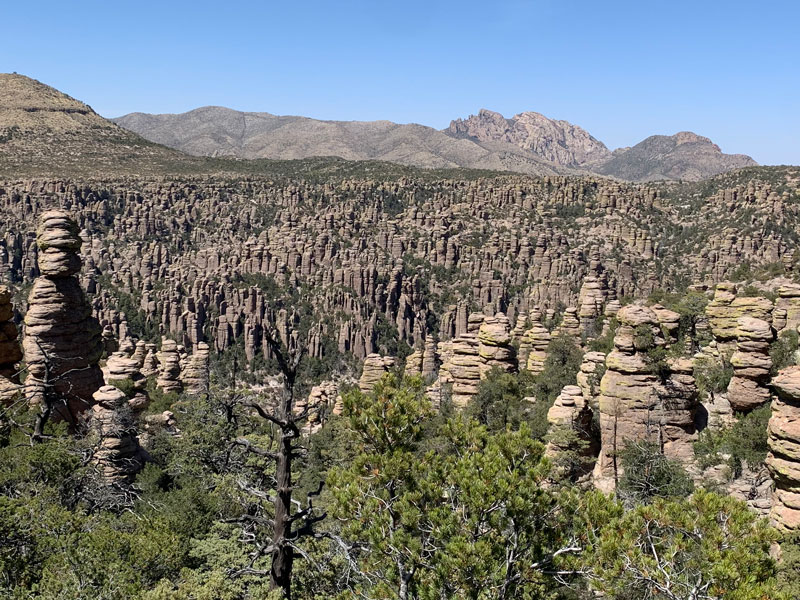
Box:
296;381;339;435
103;350;149;411
592;304;698;492
546;384;597;478
181;342;210;397
141;343;159;378
404;347;424;378
575;351;607;409
767;366;800;531
358;354;396;393
477;313;516;377
520;309;550;375
577;276;606;334
705;283;773;347
156;338;183;394
22;211;104;419
438;334;481;408
0;286;22;403
90;385;146;482
775;283;800;332
727;317;774;412
558;307;581;340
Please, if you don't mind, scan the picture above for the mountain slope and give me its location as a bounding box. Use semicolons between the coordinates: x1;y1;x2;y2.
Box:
113;108;568;177
590;131;758;182
0;73;199;177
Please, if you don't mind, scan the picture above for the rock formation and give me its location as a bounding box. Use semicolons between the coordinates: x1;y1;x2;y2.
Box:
90;385;145;482
575;351;607;409
593;305;699;492
520;309;551;375
22;211;104;420
0;286;22;403
546;384;597;478
181;342;210;397
477;313;516;376
156;338;183;394
358;354;396;394
767;366;800;531
727;317;774;412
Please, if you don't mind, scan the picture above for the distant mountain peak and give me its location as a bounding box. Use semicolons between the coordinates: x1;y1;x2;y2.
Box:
446;109;610;168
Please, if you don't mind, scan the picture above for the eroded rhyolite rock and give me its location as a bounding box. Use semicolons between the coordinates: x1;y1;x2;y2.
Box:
776;284;800;332
358;354;396;393
727;317;774;412
181;342;210;397
296;381;339;435
22;211;104;419
520;309;550;375
577;276;606;325
705;283;773;342
478;313;516;376
0;286;22;403
438;333;481;408
593;304;699;492
767;366;800;531
90;385;146;482
404;348;424;378
576;351;606;409
546;384;597;478
156;338;183;394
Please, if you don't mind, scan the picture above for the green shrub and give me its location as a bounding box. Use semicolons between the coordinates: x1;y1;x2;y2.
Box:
694;357;734;400
771;329;799;374
694;404;771;477
618;440;694;505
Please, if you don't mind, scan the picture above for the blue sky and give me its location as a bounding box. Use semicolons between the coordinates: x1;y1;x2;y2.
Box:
3;0;798;164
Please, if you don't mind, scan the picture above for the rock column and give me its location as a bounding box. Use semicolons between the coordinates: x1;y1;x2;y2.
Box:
22;211;104;420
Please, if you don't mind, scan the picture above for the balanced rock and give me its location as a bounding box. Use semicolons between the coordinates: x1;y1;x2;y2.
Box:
90;385;145;482
478;313;516;377
705;283;773;342
727;317;774;411
156;338;183;394
22;211;104;419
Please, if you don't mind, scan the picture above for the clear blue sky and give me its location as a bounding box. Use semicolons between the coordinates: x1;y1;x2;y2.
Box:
3;0;798;165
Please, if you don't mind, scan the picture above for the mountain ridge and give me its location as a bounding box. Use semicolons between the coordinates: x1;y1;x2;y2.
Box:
113;104;758;182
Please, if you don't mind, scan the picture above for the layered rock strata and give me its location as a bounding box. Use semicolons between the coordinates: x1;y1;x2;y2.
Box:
767;366;800;531
90;385;146;482
22;211;104;420
727;317;774;412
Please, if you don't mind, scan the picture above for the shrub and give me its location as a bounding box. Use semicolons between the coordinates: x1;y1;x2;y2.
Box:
694;357;734;400
771;329;799;374
618;440;694;505
694;404;771;477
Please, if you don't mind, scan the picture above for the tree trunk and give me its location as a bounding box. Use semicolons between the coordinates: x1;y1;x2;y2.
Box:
271;383;295;598
270;428;294;598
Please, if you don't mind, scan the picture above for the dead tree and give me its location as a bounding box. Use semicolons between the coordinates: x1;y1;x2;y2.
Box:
231;324;326;599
